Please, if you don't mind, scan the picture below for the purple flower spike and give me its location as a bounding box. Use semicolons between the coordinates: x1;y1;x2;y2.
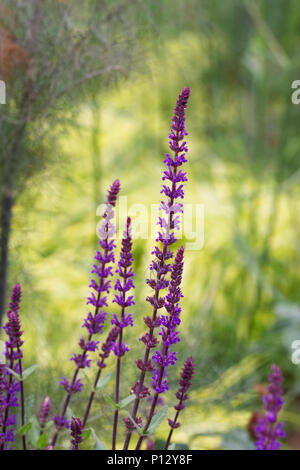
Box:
111;217;135;449
255;364;285;450
1;284;25;450
51;181;120;449
39;396;51;428
98;326;120;367
7;284;21;315
111;217;135;339
124;88;191;451
106;179;120;208
151;247;184;394
164;357;195;449
70;417;83;450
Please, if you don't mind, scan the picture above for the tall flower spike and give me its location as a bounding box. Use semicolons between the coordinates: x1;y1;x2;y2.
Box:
151;246;184;394
124;88;190;450
255;364;285;450
135;248;184;450
51;180;120;448
112;217;135;449
1;285;25;450
8;284;21;315
164;357;195;450
39;396;51;430
70;417;83;450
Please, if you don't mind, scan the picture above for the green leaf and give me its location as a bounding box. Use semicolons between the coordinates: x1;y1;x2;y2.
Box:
91;428;107;450
124;411;143;435
82;428;92;442
22;364;39;380
83;372;94;389
36;433;48;449
5;367;22;381
18;422;32;435
168;443;176;450
66;406;74;420
45;420;54;430
28;415;40;447
119;394;136;409
147;405;169;435
104;395;119;409
96;372;112;390
222;429;255;450
24;394;35;424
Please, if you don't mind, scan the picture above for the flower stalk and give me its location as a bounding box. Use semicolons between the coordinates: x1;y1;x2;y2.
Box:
1;284;25;450
70;417;83;450
111;217;134;449
164;357;195;450
135;247;184;450
255;364;285;450
123;87;190;450
50;180;120;448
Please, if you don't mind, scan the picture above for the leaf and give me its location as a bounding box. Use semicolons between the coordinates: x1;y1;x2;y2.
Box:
104;395;119;409
82;428;92;442
18;422;32;435
5;367;22;381
28;415;40;447
36;433;48;449
168;443;176;450
96;372;112;391
119;394;136;409
83;372;94;389
45;420;54;430
24;394;35;424
22;364;39;380
66;406;74;420
147;405;169;435
91;428;107;450
222;429;255;450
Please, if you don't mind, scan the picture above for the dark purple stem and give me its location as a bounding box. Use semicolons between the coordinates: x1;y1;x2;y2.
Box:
112;328;122;450
164;408;181;450
18;354;26;450
0;348;14;451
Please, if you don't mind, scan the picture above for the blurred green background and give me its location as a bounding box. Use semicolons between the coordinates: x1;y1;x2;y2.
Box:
1;0;300;450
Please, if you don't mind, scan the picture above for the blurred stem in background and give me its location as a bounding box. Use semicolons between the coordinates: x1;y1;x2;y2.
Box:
90;100;102;246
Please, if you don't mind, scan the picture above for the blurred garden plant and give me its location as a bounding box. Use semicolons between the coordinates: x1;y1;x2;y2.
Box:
0;0;138;325
0;88;196;450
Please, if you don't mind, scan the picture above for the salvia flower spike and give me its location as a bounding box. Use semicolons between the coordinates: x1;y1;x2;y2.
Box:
123;87;191;450
112;217;135;449
255;364;285;450
135;247;184;450
164;356;195;450
70;417;83;450
50;180;120;448
1;284;24;450
39;396;51;431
